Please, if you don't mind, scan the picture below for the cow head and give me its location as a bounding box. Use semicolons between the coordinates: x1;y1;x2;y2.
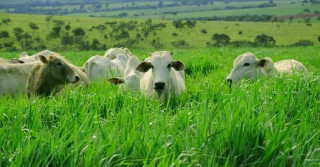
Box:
136;51;185;93
39;54;80;84
226;52;274;84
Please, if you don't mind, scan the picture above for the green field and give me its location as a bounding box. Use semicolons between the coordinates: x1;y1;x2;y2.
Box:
0;13;320;52
0;47;320;166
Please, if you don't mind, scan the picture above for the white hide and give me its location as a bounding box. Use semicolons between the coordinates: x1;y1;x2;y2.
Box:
83;54;128;82
226;52;307;83
104;47;133;60
0;62;37;96
108;56;142;91
137;51;186;100
18;50;59;63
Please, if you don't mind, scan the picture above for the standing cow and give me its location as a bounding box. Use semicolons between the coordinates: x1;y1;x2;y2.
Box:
136;51;186;100
226;52;307;84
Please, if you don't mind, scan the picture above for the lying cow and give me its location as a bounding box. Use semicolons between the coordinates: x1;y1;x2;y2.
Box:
18;50;57;63
0;61;38;96
226;52;307;83
83;54;127;82
0;58;24;64
104;47;133;60
108;56;142;91
27;54;80;97
19;50;89;87
136;51;186;100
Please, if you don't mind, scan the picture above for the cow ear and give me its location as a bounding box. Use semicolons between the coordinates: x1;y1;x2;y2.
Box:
108;78;125;85
136;62;152;72
39;55;48;64
257;58;269;67
172;60;185;71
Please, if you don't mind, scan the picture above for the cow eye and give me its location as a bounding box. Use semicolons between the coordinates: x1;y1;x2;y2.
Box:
150;64;153;69
243;63;250;67
56;62;63;66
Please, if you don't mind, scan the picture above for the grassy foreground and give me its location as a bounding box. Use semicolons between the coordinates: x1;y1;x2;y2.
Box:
0;47;320;166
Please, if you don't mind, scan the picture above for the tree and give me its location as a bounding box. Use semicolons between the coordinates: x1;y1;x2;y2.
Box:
13;27;24;41
65;25;71;31
29;22;39;31
140;19;166;40
0;31;9;38
61;33;74;46
184;20;196;29
255;34;276;46
48;26;61;38
72;27;86;36
172;20;185;30
211;33;230;46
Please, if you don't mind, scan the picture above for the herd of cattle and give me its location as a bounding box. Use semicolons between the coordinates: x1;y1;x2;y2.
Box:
0;48;307;100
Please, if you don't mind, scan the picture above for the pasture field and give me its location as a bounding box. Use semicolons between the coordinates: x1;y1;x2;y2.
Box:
0;13;320;51
0;47;320;166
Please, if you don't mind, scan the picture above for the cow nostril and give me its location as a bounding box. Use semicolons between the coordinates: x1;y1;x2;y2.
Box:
227;79;232;83
75;75;80;81
154;82;165;89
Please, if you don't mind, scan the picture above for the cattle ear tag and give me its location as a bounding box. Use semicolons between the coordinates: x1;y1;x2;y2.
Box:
39;55;48;64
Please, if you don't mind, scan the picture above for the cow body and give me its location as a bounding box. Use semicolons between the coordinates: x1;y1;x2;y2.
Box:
104;47;133;60
83;55;127;82
226;52;307;83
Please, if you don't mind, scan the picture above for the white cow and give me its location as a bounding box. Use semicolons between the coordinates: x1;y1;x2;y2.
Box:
0;61;37;96
226;52;307;83
108;56;142;91
18;50;58;63
104;47;133;60
136;51;186;100
83;54;128;82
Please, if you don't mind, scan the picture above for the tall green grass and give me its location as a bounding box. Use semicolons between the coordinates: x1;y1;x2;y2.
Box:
0;47;319;166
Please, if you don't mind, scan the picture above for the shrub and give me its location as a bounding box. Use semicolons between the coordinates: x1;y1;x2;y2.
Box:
29;22;39;31
61;33;74;46
238;31;243;35
254;34;276;46
292;40;314;46
0;31;9;38
172;32;178;36
171;40;189;48
211;33;230;46
48;26;61;38
318;35;320;42
201;29;207;34
72;27;86;36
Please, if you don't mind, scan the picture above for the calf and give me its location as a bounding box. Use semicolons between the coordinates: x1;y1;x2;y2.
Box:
136;51;186;100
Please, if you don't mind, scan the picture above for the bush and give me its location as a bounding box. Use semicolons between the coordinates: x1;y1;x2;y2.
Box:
230;40;255;47
48;26;61;38
318;35;320;42
0;31;9;38
72;27;86;36
171;40;189;48
61;33;74;46
172;32;178;36
201;29;207;34
292;40;314;46
29;22;39;30
211;33;230;46
255;34;276;46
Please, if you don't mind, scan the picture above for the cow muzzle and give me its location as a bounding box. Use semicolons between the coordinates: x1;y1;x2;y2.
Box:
154;82;165;91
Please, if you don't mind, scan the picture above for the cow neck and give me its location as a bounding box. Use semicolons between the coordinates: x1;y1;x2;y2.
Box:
36;65;65;96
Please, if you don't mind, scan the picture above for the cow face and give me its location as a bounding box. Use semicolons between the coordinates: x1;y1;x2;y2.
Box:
40;54;79;84
136;51;185;93
226;52;272;84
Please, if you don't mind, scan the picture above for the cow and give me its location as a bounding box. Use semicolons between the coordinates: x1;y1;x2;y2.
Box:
26;54;80;97
104;47;133;60
83;54;127;82
19;50;89;87
108;56;142;91
226;52;307;84
0;58;24;64
0;61;37;96
136;51;186;100
18;50;56;63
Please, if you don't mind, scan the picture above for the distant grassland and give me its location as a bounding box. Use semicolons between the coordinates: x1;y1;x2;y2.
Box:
0;13;319;51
